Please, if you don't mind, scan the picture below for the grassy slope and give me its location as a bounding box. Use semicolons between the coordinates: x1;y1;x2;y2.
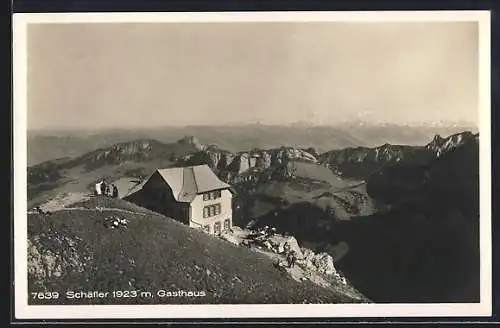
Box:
290;161;358;187
28;197;364;305
247;177;375;223
231;161;377;230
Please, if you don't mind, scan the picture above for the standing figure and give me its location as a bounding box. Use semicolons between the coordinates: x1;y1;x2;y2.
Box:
95;180;103;195
101;181;107;197
112;184;119;198
287;251;297;268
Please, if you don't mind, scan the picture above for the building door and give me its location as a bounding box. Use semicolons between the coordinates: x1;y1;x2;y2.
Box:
224;218;231;231
214;221;221;235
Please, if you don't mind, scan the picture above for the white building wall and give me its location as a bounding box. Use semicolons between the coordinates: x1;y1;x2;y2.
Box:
188;189;233;234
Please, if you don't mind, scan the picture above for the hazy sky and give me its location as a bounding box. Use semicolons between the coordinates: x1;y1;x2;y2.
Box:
27;21;478;129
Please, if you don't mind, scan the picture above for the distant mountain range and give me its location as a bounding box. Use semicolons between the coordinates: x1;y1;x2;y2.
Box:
26;128;480;304
27;123;477;166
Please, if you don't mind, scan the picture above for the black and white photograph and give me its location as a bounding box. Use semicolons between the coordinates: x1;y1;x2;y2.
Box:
13;11;491;319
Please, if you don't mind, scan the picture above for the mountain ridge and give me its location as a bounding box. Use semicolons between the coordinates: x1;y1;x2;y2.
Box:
27;124;478;166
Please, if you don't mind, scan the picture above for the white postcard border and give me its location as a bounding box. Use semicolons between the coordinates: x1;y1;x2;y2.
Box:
13;10;492;319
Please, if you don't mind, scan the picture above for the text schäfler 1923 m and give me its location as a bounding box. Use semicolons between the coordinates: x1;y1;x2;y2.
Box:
30;289;207;301
31;291;154;300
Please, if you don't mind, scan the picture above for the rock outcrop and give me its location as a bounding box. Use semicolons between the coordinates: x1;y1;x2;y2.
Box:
177;136;205;152
179;146;319;182
28;232;90;289
425;131;477;158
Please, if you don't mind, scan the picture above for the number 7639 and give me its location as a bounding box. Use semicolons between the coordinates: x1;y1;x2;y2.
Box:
31;292;60;300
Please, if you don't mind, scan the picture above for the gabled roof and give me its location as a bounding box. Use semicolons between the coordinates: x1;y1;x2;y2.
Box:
156;164;231;202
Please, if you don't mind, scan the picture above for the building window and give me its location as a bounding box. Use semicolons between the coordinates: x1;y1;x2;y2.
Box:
203;203;221;218
203;190;222;201
224;218;231;231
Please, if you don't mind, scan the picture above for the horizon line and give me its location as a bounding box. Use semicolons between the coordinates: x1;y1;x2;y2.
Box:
27;120;478;132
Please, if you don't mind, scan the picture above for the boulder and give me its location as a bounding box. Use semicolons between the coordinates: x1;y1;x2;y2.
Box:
268;235;303;258
312;252;336;275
